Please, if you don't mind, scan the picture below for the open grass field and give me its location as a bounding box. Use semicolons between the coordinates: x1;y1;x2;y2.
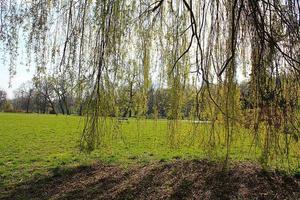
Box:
0;112;299;196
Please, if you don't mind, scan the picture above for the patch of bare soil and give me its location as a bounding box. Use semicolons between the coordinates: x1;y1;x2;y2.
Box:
1;160;299;200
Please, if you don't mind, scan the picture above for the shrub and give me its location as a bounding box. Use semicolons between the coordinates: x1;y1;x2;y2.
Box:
3;101;14;112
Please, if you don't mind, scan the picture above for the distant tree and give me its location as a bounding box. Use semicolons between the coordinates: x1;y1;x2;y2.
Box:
155;89;169;118
3;101;13;112
51;75;74;115
0;89;7;111
239;81;253;109
33;76;57;114
13;82;34;113
147;87;155;117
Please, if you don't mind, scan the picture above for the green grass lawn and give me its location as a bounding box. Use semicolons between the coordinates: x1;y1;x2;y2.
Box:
0;113;299;190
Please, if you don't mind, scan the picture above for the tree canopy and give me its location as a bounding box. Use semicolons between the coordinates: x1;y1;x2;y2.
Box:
1;0;300;166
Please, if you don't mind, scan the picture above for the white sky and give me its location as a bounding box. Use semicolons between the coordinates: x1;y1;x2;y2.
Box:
0;63;34;99
0;23;34;99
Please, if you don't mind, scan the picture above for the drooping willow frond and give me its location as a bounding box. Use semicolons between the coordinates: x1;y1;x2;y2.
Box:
1;0;299;166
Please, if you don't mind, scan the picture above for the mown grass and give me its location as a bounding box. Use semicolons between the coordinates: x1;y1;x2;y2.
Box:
0;113;299;191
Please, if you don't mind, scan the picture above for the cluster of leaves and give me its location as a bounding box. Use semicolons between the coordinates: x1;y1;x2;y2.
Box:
0;0;299;168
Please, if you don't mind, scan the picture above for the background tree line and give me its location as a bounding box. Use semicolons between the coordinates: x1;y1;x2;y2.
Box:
3;77;290;120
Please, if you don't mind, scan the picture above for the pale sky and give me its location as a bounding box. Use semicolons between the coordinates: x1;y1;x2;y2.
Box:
0;26;34;99
0;63;34;99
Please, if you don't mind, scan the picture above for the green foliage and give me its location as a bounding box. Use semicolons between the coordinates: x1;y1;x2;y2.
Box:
3;101;13;112
1;0;300;176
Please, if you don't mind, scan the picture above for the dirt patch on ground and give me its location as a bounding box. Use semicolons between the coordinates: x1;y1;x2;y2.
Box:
1;160;299;200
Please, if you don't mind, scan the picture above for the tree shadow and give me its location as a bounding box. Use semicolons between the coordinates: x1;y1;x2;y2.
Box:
1;161;299;200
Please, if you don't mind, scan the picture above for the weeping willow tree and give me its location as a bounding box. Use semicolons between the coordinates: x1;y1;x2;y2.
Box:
1;0;300;167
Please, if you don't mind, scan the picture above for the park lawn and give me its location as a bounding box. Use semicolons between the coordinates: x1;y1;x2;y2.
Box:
0;113;299;191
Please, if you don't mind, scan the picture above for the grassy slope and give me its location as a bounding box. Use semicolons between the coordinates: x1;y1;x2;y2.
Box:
0;113;299;190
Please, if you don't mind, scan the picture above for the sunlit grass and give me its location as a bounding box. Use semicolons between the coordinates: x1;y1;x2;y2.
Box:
0;113;299;190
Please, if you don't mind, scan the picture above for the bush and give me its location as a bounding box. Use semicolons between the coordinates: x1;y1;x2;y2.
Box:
3;101;14;112
49;109;56;114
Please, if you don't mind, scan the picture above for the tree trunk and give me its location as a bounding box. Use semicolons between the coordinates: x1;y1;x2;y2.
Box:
58;96;65;115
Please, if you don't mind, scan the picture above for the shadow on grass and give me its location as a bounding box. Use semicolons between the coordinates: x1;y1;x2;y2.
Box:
1;164;93;200
1;160;299;200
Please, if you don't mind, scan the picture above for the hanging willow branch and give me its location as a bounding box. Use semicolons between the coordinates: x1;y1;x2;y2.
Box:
0;0;299;167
